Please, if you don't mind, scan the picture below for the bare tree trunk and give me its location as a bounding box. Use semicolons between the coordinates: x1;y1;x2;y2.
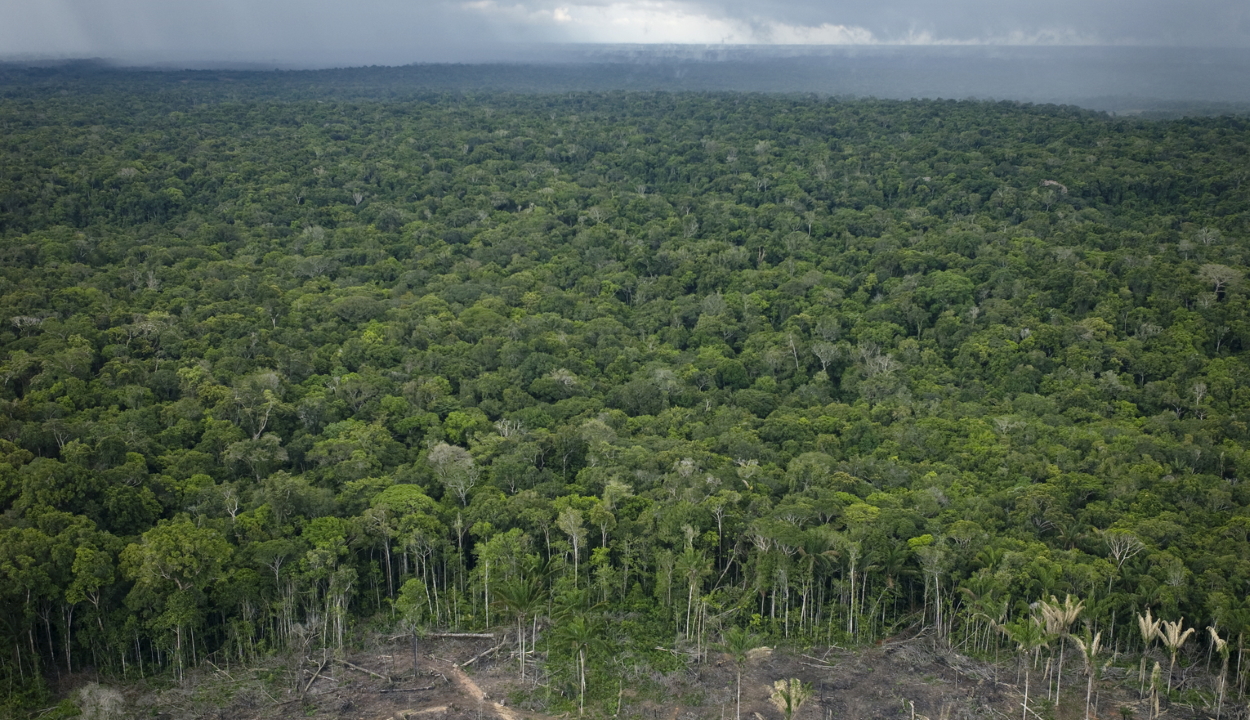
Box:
579;648;586;716
1084;672;1093;720
1237;633;1245;700
736;668;742;720
417;632;427;680
1022;668;1029;720
518;617;526;681
686;582;694;640
175;625;184;683
1216;656;1227;720
383;537;393;598
848;562;855;637
1056;639;1065;707
1043;657;1052;700
63;604;73;674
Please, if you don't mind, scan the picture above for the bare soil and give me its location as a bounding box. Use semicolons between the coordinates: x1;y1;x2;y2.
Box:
91;632;1229;720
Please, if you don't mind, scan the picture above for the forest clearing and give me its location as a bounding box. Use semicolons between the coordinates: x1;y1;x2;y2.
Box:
57;630;1232;720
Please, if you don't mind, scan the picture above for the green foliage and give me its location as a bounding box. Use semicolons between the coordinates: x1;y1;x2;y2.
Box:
0;72;1249;713
770;678;814;720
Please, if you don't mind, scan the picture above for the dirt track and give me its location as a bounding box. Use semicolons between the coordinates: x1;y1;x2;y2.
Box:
445;661;523;720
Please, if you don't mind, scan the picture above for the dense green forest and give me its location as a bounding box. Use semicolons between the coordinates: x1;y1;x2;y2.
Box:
2;72;1250;715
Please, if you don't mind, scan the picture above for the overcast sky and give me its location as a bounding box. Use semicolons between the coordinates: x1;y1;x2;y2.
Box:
1;0;1247;67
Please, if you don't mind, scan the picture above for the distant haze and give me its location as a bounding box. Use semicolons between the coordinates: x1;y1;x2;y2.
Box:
2;46;1247;113
1;0;1248;68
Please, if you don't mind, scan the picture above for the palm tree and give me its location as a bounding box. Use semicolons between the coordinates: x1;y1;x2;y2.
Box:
794;530;838;636
716;627;762;720
1137;607;1162;648
675;546;710;641
1039;595;1083;707
554;614;608;716
1208;627;1229;719
494;576;546;682
1072;631;1102;720
872;540;912;593
1159;617;1195;694
1000;616;1045;720
770;678;813;720
1136;608;1161;697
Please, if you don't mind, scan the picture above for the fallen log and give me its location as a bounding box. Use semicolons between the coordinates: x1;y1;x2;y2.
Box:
389;632;497;641
304;652;330;694
653;646;684;656
458;642;506;669
339;659;391;682
396;706;448;718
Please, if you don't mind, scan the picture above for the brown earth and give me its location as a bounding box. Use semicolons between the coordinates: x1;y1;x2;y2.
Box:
99;632;1231;720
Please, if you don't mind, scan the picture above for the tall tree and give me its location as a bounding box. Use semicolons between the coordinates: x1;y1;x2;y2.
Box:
493;577;545;682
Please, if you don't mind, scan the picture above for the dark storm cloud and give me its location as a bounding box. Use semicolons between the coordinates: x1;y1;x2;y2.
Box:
0;0;569;66
1;0;1246;67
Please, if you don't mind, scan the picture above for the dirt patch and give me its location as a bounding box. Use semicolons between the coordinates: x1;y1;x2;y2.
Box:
93;632;1221;720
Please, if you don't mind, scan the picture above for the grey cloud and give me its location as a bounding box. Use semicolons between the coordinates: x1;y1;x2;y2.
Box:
1;0;572;66
704;0;1249;45
0;0;1245;68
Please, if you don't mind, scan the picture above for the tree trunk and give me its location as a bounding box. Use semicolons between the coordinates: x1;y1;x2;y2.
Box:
848;562;856;636
63;604;73;674
1238;633;1245;700
736;668;742;720
518;617;526;681
1084;672;1093;720
417;632;427;680
1022;668;1029;720
175;624;184;683
383;537;394;598
41;609;57;678
686;582;695;639
1056;639;1065;707
579;648;586;716
1217;656;1227;720
1215;655;1225;720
